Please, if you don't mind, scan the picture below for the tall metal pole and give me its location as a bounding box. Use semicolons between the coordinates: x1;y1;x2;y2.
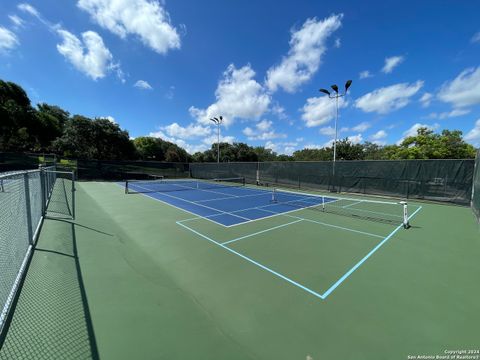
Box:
210;116;223;163
319;80;352;187
217;122;220;163
333;95;339;176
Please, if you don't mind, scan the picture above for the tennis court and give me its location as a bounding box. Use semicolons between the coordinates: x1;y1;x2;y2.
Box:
1;173;479;359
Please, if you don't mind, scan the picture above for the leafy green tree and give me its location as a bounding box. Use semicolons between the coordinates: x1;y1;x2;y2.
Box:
53;116;135;159
395;127;476;159
253;146;277;161
34;104;70;151
134;137;164;160
0;80;36;151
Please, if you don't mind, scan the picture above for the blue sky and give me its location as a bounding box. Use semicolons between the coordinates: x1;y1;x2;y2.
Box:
1;0;480;154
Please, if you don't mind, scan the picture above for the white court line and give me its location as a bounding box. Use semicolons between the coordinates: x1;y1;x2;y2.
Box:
320;205;423;298
129;183;252;222
195;191;271;203
221;219;303;245
255;208;385;239
178;193;328;228
176;221;325;300
342;200;362;209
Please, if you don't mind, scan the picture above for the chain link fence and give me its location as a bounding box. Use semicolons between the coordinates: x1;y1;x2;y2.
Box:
190;159;475;205
0;166;75;336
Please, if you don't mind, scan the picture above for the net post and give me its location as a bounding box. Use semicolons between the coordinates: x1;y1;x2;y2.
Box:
271;188;277;203
400;201;410;229
125;180;129;194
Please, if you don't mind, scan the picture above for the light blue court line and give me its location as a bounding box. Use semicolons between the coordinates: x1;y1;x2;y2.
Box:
221;219;303;245
256;208;386;239
176;220;325;299
320;205;423;299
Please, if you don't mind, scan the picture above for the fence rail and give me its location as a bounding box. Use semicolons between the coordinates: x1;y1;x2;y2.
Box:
0;166;75;336
190;159;475;206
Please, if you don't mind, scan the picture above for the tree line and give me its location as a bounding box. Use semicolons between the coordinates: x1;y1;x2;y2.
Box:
0;79;476;163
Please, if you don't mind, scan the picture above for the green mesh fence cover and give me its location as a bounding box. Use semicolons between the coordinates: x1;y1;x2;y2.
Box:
472;151;480;221
191;159;475;205
75;160;189;180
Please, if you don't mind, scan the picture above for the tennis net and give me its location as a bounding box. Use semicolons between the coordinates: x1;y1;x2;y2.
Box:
125;177;245;194
271;188;410;228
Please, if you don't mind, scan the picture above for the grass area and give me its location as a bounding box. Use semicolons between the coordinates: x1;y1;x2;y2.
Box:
1;181;479;359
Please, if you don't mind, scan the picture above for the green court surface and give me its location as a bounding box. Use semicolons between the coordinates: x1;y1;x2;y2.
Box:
1;181;479;360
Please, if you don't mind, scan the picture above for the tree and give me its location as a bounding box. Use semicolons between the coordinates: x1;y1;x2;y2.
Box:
0;80;36;151
34;104;70;151
394;127;476;159
53;116;135;159
134;137;164;160
253;146;277;161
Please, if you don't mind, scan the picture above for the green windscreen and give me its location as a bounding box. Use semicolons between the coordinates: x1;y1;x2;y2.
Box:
190;159;475;205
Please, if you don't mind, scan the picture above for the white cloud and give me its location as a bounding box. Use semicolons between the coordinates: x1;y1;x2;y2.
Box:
165;85;175;100
0;27;19;52
397;123;439;145
9;15;25;28
271;103;287;120
465;119;480;146
427;108;471;120
381;55;404;74
265;140;298;155
420;92;433;108
359;70;372;79
189;64;270;126
438;67;480;108
134;80;153;90
18;3;41;18
56;29;115;80
319;126;335;136
351;122;371;132
265;14;343;93
162;122;210;139
334;38;341;48
471;32;480;44
101;115;116;123
77;0;181;54
347;134;363;144
149;128;233;154
355;81;423;114
369;130;387;145
301;96;347;127
242;120;286;141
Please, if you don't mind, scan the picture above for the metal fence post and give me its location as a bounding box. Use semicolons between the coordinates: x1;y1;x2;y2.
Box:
72;171;76;220
23;172;34;245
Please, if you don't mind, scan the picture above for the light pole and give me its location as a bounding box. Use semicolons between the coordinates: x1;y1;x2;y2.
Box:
319;80;352;177
210;116;223;163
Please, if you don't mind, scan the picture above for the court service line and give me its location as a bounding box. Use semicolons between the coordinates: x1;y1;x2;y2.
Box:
320;205;423;299
130;183;252;222
176;221;325;300
121;183;232;227
166;191;329;227
256;208;385;239
342;200;362;209
221;219;303;245
195;191;271;203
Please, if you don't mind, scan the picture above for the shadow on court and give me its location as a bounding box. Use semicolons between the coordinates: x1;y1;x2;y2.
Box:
0;219;99;360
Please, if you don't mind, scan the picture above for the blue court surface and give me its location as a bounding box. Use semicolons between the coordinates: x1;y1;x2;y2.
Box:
125;179;337;226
